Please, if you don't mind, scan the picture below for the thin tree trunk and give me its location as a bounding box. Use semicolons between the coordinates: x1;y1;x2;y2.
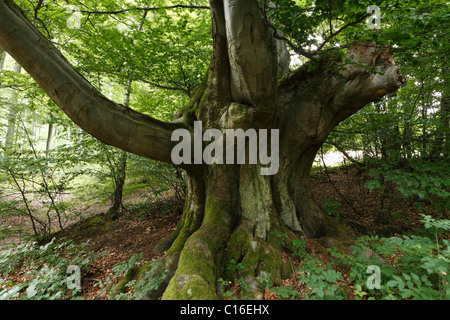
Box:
432;69;449;159
4;62;21;150
107;150;127;219
46;122;53;157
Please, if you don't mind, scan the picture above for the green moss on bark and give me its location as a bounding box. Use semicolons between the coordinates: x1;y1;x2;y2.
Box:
225;223;283;290
178;71;209;122
162;273;216;300
162;195;233;300
165;188;204;255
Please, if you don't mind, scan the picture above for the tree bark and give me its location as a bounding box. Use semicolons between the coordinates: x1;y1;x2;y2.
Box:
0;49;5;69
0;0;404;300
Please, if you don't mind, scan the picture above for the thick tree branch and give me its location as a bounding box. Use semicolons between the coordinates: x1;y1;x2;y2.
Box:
278;42;404;150
273;43;404;236
0;0;188;166
222;0;278;125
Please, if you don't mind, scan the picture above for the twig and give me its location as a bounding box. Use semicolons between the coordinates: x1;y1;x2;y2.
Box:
315;13;368;54
19;118;63;230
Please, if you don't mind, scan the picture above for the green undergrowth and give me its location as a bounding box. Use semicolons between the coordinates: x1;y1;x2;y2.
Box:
219;214;449;300
94;253;169;300
0;215;448;300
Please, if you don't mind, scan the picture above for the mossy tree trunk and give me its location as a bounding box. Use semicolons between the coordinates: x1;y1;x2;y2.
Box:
143;1;404;300
0;0;404;300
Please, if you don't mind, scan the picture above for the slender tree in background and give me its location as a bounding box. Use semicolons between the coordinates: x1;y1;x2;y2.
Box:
3;62;21;150
0;0;406;299
107;11;149;220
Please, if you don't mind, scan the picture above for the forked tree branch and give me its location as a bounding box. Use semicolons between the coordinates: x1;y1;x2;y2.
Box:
277;42;405;164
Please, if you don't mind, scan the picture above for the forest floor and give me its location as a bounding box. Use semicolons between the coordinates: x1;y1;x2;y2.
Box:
0;165;442;299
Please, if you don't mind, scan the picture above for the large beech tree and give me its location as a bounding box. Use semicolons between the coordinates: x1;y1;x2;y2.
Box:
0;0;404;299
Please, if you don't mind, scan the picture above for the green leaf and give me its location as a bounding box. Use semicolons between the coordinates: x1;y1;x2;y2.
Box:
26;283;38;298
387;280;398;287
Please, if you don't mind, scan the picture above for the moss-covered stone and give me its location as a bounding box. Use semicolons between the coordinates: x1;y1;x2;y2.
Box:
82;215;105;229
317;214;355;253
281;260;296;280
72;214;111;238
